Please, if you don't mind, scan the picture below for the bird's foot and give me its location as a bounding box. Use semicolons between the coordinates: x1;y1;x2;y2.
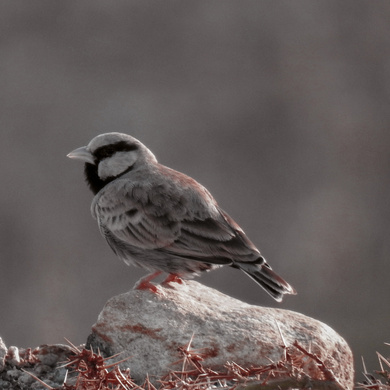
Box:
135;279;159;293
134;271;162;294
161;273;184;287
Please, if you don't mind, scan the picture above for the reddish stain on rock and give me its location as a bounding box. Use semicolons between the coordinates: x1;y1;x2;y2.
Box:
117;323;163;340
226;343;237;353
203;343;219;358
92;327;114;344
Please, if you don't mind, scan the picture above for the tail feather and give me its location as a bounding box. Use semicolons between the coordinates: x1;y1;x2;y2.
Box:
238;262;296;302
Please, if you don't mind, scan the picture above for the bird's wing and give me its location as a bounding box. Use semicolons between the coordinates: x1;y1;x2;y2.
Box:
160;207;261;264
92;178;182;249
92;174;260;264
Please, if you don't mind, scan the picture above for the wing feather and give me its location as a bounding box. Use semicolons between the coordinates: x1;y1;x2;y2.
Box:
92;171;260;264
158;210;260;264
92;179;181;249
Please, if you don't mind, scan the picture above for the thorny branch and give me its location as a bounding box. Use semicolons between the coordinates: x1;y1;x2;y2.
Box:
24;337;344;390
357;347;390;390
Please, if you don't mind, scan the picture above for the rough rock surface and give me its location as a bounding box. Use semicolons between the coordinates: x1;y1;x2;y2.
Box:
0;343;74;389
0;338;6;371
87;280;354;389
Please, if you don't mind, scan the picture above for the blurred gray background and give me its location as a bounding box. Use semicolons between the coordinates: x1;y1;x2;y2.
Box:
1;0;389;382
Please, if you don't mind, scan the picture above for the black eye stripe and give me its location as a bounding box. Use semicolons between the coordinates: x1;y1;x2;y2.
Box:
93;141;138;160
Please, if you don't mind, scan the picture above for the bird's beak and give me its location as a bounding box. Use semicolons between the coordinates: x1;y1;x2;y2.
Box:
67;146;95;164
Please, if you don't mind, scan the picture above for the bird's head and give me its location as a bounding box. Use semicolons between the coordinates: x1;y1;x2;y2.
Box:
67;132;157;194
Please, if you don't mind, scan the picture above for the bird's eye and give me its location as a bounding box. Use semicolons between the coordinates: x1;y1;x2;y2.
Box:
103;147;115;156
93;141;138;161
94;145;116;160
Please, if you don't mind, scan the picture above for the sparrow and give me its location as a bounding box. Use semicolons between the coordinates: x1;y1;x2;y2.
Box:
67;132;296;301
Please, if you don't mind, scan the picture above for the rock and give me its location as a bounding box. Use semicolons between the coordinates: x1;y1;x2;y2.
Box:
34;344;73;367
87;281;354;389
7;346;20;366
0;338;6;371
0;342;74;390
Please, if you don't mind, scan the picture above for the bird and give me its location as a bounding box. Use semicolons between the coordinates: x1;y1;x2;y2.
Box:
67;132;296;301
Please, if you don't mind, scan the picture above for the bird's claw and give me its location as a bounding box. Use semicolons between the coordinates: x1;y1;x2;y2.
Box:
161;273;184;288
134;271;164;294
134;279;160;293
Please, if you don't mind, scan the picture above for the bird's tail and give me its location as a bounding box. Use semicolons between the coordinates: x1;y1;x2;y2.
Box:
238;261;296;302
